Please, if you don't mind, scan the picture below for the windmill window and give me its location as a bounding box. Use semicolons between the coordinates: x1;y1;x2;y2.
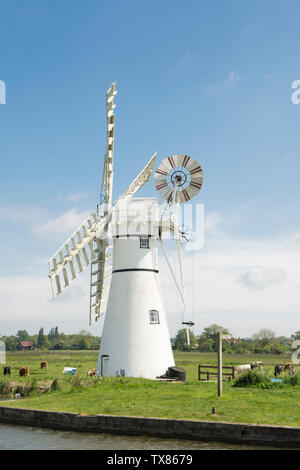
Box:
140;237;149;249
149;310;160;324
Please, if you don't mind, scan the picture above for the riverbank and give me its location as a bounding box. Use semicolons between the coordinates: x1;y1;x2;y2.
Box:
0;423;283;450
2;350;300;428
0;406;299;448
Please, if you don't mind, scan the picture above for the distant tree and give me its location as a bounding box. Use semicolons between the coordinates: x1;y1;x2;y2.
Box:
16;330;30;342
173;329;197;351
231;340;252;354
41;338;51;349
90;336;101;350
48;327;59;348
276;336;291;346
2;335;18;351
78;329;91;336
252;328;276;347
48;327;56;341
70;337;89;350
198;324;231;352
37;328;45;348
53;341;64;350
203;324;230;337
54;333;68;349
78;338;89;350
269;341;288;354
197;336;214;352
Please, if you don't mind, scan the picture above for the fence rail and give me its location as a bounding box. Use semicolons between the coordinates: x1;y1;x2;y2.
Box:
198;364;235;381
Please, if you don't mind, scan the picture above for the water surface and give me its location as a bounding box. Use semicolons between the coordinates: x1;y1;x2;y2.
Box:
0;423;285;450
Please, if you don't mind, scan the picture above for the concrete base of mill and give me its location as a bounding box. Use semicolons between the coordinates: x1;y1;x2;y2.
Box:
0;406;300;448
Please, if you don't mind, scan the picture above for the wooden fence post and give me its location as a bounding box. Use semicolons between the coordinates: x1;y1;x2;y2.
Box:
217;332;222;397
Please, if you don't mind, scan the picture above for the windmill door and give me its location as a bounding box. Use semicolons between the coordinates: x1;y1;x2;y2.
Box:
100;354;110;376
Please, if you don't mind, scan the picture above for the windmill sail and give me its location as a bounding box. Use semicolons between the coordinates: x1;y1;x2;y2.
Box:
121;152;157;199
90;82;117;324
48;153;157;302
100;81;117;213
48;212;100;297
89;237;113;324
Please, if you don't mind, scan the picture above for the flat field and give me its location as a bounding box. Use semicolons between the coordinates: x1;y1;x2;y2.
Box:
0;350;299;427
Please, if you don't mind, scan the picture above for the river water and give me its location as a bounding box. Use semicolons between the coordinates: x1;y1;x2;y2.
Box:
0;423;284;450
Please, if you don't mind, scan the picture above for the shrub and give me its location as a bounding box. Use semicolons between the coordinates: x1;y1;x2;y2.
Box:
20;380;38;397
283;374;300;386
233;370;266;387
10;379;38;397
0;380;11;397
50;378;60;391
70;375;83;387
259;382;283;389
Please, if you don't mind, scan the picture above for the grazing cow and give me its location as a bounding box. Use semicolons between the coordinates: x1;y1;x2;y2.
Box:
251;361;263;370
235;364;251;374
40;361;48;371
19;366;29;377
88;368;96;377
284;363;295;376
3;366;11;376
274;364;283;376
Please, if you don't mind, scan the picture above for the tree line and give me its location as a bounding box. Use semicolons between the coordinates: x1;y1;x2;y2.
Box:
1;324;299;354
0;327;100;351
172;325;300;354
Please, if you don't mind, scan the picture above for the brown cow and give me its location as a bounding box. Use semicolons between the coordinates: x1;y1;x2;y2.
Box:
284;363;295;375
40;361;48;370
274;364;284;376
19;366;29;377
88;368;96;377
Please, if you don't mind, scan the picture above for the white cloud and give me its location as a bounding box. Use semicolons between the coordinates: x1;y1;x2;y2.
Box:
0;203;91;239
237;266;287;290
0;204;46;224
0;271;99;336
32;208;91;238
204;71;242;93
204;210;222;236
58;193;88;203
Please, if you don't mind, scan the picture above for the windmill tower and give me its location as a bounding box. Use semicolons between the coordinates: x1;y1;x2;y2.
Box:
48;83;203;379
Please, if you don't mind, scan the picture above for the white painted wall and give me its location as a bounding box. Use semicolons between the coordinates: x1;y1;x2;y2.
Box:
96;199;175;378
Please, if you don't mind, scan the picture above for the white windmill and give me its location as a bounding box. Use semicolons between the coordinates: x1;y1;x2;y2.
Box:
48;82;203;379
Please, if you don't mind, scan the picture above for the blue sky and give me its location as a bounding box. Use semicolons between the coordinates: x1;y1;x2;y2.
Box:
1;0;300;338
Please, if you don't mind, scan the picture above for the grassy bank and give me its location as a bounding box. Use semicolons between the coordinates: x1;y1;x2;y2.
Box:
0;350;299;427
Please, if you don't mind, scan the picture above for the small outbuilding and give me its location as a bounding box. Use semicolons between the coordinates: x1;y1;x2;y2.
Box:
17;341;35;351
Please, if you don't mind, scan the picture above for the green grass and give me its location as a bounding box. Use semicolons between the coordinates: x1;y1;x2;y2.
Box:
0;350;299;427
